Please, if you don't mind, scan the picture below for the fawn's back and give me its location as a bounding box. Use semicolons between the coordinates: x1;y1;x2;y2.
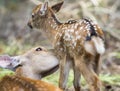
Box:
54;18;105;57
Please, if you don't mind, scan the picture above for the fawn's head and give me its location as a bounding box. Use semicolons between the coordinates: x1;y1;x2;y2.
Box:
28;1;63;29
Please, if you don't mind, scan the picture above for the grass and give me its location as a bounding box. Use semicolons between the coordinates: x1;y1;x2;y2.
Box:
0;68;14;79
0;68;119;87
0;40;33;55
116;52;120;58
100;74;120;86
43;71;120;87
43;71;87;87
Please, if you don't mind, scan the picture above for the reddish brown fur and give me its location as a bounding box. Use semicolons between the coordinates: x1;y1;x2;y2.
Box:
28;1;105;91
0;75;62;91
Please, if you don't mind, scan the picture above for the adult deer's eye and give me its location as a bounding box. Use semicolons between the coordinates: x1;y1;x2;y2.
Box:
36;47;42;51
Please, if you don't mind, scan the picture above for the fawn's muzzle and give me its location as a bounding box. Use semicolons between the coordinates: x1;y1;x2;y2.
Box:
27;21;33;29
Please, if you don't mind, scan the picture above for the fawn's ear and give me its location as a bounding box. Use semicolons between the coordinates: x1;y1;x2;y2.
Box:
40;1;48;15
51;1;64;13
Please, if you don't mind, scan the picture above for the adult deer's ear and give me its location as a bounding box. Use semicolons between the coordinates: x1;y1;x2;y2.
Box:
40;1;48;15
51;1;64;13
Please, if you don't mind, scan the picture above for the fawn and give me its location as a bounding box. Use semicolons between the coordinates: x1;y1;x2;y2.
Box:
28;1;105;91
0;46;59;79
0;46;62;91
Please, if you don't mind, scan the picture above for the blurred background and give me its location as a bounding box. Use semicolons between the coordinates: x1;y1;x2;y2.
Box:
0;0;120;90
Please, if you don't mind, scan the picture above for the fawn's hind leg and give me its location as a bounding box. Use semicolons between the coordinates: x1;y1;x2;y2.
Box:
93;54;101;75
73;61;81;91
74;56;102;91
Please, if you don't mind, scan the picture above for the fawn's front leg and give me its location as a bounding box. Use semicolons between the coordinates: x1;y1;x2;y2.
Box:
73;61;81;91
59;55;72;90
74;56;102;91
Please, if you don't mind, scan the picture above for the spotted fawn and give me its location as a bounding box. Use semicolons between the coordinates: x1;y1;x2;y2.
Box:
28;1;105;91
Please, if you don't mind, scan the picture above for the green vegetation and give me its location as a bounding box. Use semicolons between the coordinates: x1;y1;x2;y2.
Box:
43;71;120;86
100;74;120;86
43;71;86;87
0;40;32;55
0;69;119;87
0;68;14;79
116;52;120;58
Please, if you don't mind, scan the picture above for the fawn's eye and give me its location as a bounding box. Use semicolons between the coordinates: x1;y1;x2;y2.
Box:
39;10;46;16
32;13;35;18
36;47;42;51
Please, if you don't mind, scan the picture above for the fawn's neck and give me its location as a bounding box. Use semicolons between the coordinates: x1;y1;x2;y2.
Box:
43;14;62;41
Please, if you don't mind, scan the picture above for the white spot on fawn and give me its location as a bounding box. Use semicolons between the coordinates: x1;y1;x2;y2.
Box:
87;30;90;36
60;48;63;51
76;35;81;40
64;31;71;41
75;24;78;29
56;42;60;45
69;29;74;33
75;31;79;35
80;26;83;30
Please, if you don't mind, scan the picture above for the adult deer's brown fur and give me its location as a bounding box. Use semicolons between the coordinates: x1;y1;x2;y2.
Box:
28;1;105;91
0;75;62;91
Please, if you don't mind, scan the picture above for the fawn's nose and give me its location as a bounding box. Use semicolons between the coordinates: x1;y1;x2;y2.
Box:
27;21;33;29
